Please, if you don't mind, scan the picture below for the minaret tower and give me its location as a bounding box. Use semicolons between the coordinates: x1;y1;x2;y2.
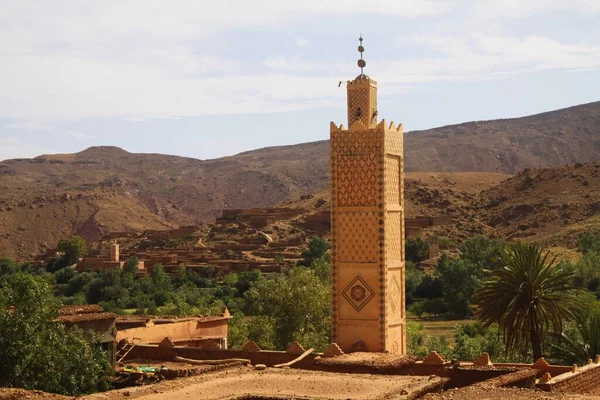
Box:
330;37;406;354
346;37;378;129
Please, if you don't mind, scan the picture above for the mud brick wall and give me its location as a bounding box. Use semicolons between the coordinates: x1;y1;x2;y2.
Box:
538;362;600;393
125;345;319;369
494;362;571;377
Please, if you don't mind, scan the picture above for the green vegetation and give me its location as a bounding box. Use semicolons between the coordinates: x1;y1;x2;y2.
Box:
405;237;429;263
474;242;579;361
407;236;505;318
407;235;600;365
299;236;330;266
1;229;600;392
549;292;600;365
0;274;111;395
57;236;88;266
0;236;333;355
244;266;330;350
577;231;600;255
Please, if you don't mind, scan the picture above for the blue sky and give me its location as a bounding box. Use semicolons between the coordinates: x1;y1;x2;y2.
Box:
1;0;599;161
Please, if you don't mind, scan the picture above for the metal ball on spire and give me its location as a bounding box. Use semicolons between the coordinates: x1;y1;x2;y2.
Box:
358;36;366;74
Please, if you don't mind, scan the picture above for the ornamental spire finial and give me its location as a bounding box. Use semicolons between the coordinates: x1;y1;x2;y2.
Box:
357;36;366;75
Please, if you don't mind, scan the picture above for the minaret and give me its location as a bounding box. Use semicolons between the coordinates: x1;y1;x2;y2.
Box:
330;37;406;354
346;37;378;129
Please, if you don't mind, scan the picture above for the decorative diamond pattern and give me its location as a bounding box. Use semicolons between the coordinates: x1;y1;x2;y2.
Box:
384;155;401;206
337;154;378;207
385;212;403;262
331;130;383;155
336;212;379;263
343;275;375;312
388;275;401;314
347;85;375;128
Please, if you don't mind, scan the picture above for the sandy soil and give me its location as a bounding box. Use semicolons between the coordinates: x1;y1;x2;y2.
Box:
0;388;69;400
315;352;416;371
85;366;441;400
423;386;600;400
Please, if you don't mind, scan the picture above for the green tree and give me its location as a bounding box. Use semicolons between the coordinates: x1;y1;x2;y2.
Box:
244;266;330;350
300;236;330;266
0;258;16;276
570;252;600;292
437;255;479;318
405;237;429;263
405;262;423;305
247;315;278;350
460;236;505;271
453;322;528;363
474;242;579;361
408;300;426;318
578;231;600;255
0;274;110;395
227;310;249;348
415;275;443;299
123;256;139;276
309;256;331;283
235;270;262;297
172;263;190;288
57;236;88;266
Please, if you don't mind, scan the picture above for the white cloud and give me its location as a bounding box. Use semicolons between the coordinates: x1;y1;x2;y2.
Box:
0;0;598;122
4;121;56;132
296;37;310;47
390;33;600;84
68;131;96;140
470;0;600;20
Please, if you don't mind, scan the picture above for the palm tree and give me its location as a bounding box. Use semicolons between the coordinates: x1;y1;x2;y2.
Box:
474;242;579;362
550;305;600;365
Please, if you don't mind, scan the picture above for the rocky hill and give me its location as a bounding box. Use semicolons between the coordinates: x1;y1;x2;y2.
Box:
480;162;600;247
242;100;600;174
0;101;599;260
405;101;600;173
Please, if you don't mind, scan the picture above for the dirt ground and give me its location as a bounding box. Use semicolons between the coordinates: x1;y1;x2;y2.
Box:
423;386;600;400
0;388;69;400
83;366;442;400
315;351;417;370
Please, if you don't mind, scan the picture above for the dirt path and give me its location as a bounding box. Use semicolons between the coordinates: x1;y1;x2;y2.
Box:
86;366;441;400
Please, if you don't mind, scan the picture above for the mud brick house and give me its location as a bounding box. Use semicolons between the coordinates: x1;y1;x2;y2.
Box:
116;309;231;349
78;243;123;272
57;305;117;368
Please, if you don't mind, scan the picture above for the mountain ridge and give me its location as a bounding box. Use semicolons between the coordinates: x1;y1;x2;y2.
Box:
0;100;599;260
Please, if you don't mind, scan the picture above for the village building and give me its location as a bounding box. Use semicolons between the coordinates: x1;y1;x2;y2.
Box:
57;305;117;368
78;242;124;272
116;309;231;349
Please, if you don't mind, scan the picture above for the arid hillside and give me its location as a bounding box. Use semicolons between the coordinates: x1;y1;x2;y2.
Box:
405;101;600;173
244;100;600;174
0;145;328;260
283;162;600;252
0;101;599;260
480;162;600;247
